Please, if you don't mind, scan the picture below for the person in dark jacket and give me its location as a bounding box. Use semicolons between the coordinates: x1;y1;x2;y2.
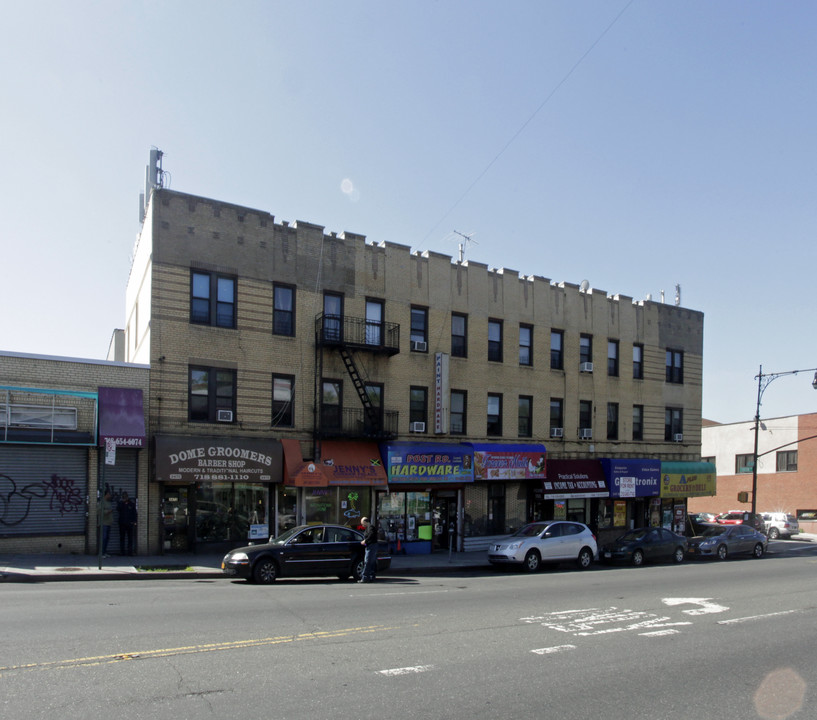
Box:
359;516;378;583
117;492;137;556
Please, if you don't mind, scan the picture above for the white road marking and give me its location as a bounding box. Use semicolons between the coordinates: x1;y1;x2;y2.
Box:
640;629;681;637
662;597;729;615
354;590;450;598
522;607;690;636
531;645;576;655
718;610;799;625
378;665;434;676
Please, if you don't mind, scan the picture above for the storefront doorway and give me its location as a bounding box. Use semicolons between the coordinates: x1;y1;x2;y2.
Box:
433;493;457;550
162;486;191;552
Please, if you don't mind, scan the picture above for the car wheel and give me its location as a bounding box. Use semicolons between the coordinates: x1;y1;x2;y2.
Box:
673;546;685;564
752;543;765;558
523;549;541;572
577;547;593;569
632;549;644;567
768;527;780;540
252;558;278;584
352;556;365;582
717;544;728;561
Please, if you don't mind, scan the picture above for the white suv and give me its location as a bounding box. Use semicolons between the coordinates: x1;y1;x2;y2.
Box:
760;512;800;539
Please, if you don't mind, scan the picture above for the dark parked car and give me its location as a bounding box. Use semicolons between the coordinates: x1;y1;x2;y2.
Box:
601;527;688;566
715;511;765;533
687;524;767;560
222;524;391;583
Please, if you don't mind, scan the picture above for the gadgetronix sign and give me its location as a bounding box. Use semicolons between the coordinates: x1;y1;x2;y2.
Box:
154;435;282;484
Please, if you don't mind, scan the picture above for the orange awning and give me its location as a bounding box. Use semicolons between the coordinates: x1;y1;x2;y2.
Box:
281;439;387;487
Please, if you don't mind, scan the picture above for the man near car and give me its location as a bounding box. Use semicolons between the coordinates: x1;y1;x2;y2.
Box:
359;517;378;583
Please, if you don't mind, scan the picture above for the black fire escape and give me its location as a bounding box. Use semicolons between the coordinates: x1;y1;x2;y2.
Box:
314;313;400;440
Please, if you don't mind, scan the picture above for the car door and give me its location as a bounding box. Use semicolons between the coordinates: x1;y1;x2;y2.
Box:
324;526;361;573
732;525;754;554
559;523;584;560
537;522;565;560
642;528;668;561
278;526;327;575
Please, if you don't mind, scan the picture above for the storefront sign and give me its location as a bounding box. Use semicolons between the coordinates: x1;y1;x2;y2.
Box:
543;459;607;499
98;387;146;448
660;461;716;498
380;442;474;484
154;435;282;483
467;443;546;480
601;458;661;498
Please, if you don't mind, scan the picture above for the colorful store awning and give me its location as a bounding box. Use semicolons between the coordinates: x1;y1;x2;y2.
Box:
380;442;474;484
465;443;546;480
601;458;661;498
98;387;146;448
660;461;717;498
543;459;608;499
282;439;387;487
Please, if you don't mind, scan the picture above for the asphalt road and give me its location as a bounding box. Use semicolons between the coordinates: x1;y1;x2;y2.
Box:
2;550;816;720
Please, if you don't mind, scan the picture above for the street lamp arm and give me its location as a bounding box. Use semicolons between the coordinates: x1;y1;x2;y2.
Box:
756;433;817;459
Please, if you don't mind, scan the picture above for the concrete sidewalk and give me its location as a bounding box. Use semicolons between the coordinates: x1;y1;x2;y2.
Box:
0;547;491;583
3;534;815;583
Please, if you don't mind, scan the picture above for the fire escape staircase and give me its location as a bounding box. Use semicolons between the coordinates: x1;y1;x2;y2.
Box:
339;347;382;433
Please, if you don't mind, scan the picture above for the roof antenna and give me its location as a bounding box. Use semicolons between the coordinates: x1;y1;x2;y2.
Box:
452;230;477;262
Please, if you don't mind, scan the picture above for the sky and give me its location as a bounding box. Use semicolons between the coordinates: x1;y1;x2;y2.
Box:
2;1;816;425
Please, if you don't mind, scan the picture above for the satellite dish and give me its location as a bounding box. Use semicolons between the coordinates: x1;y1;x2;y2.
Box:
580;279;590;292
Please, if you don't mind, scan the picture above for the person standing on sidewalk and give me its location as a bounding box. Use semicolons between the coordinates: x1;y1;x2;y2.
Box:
100;491;114;558
358;516;378;583
117;492;137;556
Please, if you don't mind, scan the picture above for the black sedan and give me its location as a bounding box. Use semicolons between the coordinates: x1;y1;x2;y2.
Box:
222;524;391;583
601;527;688;566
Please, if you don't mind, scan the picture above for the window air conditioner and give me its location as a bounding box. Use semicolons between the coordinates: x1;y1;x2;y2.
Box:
580;362;594;373
217;410;234;422
410;422;426;433
674;433;684;442
410;340;428;352
550;427;564;438
579;428;593;440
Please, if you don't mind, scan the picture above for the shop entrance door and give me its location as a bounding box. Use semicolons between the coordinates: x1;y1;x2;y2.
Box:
433;495;456;550
162;486;191;552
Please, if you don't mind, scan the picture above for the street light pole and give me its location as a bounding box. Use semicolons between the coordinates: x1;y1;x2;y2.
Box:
750;364;817;514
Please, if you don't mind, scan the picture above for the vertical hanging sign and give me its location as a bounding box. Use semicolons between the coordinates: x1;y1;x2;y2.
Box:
105;437;117;466
434;352;450;434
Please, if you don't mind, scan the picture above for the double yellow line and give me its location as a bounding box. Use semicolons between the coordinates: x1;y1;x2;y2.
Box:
0;624;397;677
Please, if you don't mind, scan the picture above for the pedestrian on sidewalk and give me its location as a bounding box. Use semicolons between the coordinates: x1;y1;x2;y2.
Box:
100;491;114;557
117;492;137;556
358;516;378;583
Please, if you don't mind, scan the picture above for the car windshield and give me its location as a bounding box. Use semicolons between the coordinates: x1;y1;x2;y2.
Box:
700;526;728;537
512;523;550;537
619;529;649;542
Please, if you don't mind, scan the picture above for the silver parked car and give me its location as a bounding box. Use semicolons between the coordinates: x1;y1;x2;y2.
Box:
760;512;800;539
487;521;597;572
687;524;767;560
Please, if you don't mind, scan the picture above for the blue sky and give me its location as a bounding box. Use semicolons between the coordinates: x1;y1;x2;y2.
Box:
2;1;816;424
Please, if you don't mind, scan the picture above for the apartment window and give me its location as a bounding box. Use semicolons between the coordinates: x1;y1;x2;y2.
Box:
735;453;754;474
518;396;533;438
632;405;644;441
776;450;798;472
450;390;467;435
410;387;428;429
550;398;564;434
365;299;384;346
323;293;343;342
580;334;593;365
411;307;428;351
189;366;236;422
519;325;533;366
607;340;619;377
487;393;503;436
579;400;593;436
550;330;564;370
273;284;295;336
607;403;619;440
191;271;236;328
451;313;467;358
664;407;683;441
633;344;644;380
321;380;342;430
666;349;684;384
364;383;383;433
488;320;503;362
702;456;715;465
272;374;294;427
